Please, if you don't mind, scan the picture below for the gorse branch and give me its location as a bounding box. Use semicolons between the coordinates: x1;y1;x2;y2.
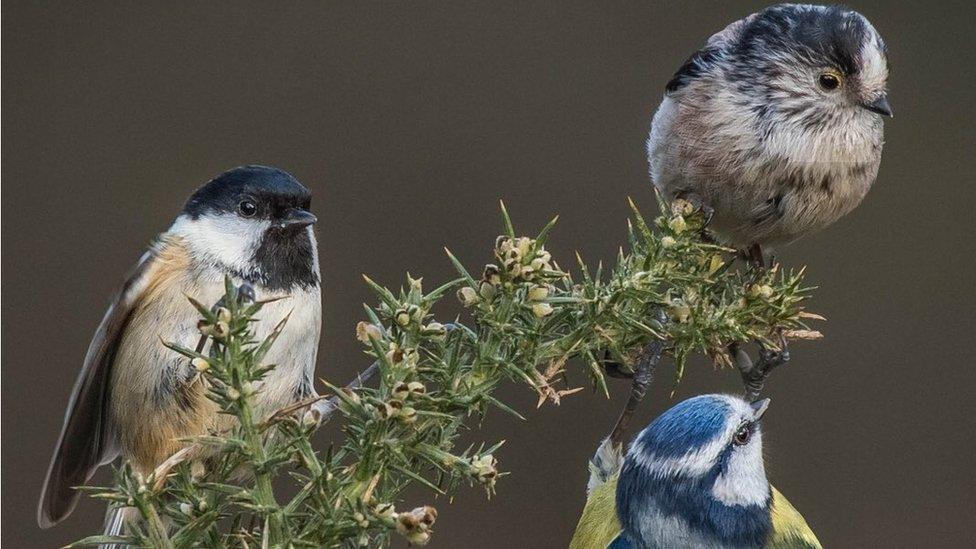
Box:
74;197;820;547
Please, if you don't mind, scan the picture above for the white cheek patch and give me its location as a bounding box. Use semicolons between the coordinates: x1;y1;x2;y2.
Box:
169;213;270;274
711;430;769;507
859;32;888;94
628;395;760;479
629;434;728;478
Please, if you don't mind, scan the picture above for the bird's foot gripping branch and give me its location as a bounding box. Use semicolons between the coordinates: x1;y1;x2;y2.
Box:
73;196;821;547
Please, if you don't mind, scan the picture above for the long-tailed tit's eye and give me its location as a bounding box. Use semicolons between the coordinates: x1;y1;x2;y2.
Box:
817;72;842;91
733;424;752;446
238;199;258;217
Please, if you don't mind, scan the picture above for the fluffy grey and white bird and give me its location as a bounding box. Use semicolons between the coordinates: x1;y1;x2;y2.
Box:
648;3;891;262
38;165;323;528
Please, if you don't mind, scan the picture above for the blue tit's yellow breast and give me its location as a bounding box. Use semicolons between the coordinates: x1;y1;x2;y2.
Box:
569;473;622;549
766;486;822;549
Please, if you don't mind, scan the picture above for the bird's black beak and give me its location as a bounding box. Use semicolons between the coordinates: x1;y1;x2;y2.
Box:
863;94;893;117
750;398;770;420
278;208;317;230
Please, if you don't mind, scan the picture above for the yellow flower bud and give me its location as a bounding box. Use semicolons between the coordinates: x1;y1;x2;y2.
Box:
668;215;688;234
456;287;479;307
531;302;554;318
669;303;692;323
191;357;210;372
394;309;411;327
396;506;437;546
392;382;411;401
469;454;499;486
216;307;231;324
748;284;775;299
212;321;230;339
661;236;677;248
373;502;397;522
527;285;549;301
482;264;501;285
495;235;512;254
479;280;497;300
423;321;447;341
399;406;418;424
671;198;695;217
356;321;383;344
377;400;403;420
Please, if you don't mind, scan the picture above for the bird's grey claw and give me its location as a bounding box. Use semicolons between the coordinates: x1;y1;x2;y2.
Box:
731;339;789;402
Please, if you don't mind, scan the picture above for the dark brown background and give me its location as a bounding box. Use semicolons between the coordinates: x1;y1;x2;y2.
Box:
4;1;975;547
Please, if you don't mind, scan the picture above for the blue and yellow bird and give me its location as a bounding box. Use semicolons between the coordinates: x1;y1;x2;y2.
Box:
570;394;821;548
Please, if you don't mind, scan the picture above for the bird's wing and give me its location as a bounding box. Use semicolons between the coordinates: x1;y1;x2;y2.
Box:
37;246;160;528
665;13;756;94
570;471;623;549
766;486;823;549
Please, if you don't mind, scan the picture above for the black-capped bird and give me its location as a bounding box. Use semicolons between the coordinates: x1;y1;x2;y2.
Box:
38;166;323;528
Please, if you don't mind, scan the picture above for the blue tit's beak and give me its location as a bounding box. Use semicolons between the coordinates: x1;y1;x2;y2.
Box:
863;94;893;117
750;398;771;420
278;208;317;230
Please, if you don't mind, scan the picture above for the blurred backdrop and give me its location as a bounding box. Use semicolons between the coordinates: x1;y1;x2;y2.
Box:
4;1;975;547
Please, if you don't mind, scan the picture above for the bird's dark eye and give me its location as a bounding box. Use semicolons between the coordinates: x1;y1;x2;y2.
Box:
733;424;751;446
817;72;841;91
238;199;258;217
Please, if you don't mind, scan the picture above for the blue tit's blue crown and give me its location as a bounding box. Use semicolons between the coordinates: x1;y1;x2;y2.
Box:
632;394;732;459
616;395;772;547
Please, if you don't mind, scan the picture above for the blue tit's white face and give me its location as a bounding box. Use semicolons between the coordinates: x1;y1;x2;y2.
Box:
626;394;769;505
616;395;773;546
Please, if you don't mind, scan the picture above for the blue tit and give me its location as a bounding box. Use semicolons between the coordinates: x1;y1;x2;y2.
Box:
570;395;820;548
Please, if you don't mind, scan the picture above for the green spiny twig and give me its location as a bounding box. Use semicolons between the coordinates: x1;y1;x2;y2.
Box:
74;196;820;547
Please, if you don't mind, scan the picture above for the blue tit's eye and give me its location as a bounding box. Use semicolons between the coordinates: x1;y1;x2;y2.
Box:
238;199;258;217
818;72;842;91
733;424;751;446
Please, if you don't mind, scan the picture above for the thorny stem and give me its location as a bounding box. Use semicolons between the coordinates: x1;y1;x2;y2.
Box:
77;198;818;548
135;498;174;549
236;392;282;540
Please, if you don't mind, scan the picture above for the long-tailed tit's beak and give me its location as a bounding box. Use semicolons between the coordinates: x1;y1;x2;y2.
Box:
278;209;317;229
863;94;893;117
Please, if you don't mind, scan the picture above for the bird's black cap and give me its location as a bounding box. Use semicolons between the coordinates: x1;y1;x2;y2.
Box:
183;165;311;220
736;4;877;76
